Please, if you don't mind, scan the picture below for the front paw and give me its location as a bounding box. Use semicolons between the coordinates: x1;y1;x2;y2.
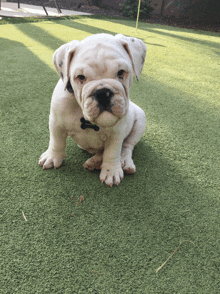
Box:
100;162;124;187
38;149;65;169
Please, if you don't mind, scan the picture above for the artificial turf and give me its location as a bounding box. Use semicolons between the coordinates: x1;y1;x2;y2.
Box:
0;16;220;293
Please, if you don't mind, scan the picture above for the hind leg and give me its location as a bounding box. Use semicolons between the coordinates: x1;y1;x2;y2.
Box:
121;144;136;174
83;152;103;171
121;105;146;174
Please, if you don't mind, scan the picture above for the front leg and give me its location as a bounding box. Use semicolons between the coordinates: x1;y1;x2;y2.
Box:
39;119;67;169
100;137;124;187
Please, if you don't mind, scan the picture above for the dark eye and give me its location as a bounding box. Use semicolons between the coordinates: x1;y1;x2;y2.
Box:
77;75;86;81
117;70;125;79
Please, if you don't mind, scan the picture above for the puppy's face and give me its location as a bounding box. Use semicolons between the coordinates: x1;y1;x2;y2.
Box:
53;34;146;127
70;40;133;127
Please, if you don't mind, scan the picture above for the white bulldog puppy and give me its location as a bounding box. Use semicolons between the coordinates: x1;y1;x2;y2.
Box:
39;33;146;187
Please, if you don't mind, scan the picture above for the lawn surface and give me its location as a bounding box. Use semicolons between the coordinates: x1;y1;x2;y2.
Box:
1;16;220;293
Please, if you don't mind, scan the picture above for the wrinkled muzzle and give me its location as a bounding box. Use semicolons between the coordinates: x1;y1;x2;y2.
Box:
82;79;128;127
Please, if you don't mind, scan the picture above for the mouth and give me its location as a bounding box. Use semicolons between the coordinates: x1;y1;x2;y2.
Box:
82;80;127;127
88;87;120;127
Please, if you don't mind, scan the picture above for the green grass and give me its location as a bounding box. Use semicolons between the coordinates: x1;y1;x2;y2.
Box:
1;16;220;293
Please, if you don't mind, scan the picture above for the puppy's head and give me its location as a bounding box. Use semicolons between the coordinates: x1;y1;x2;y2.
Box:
53;34;146;127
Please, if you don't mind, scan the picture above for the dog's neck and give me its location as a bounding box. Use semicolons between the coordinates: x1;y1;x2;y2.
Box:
80;117;100;132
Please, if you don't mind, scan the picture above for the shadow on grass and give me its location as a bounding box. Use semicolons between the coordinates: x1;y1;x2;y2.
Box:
49;16;220;51
15;21;65;51
2;13;220;49
43;136;219;288
49;17;166;47
72;16;220;50
15;16;166;51
15;16;120;54
0;37;56;164
141;26;220;50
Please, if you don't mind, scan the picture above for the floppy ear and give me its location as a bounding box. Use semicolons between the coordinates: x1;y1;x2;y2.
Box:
53;40;80;90
115;34;147;81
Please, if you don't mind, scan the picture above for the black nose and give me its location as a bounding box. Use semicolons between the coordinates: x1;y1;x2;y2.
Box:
94;88;114;108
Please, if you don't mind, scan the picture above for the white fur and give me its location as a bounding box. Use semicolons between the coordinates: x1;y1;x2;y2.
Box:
39;34;146;186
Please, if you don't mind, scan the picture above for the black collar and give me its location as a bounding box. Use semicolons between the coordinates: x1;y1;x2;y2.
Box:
80;117;99;132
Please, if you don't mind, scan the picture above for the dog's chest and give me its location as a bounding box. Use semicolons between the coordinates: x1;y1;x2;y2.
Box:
67;119;110;153
58;101;109;153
